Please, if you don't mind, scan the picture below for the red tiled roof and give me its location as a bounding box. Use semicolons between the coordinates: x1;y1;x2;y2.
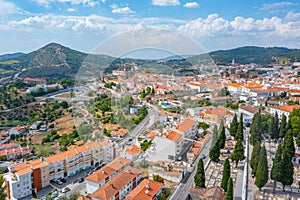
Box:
125;179;163;200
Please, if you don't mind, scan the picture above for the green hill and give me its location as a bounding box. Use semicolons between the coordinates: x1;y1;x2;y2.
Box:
207;46;300;65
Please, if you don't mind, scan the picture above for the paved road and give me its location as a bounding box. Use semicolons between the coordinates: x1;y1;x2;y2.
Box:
170;137;212;200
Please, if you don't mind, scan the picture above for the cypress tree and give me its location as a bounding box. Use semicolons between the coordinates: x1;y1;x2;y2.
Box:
279;114;287;138
274;112;279;139
280;150;294;192
231;139;245;168
250;113;263;145
268;116;277;139
250;142;261;177
221;159;231;191
271;144;283;193
296;132;300;147
194;158;206;188
211;124;219;150
229;114;238;138
235;114;244;141
218;120;226;149
209;140;220;162
283;129;295;160
225;177;233;200
255;145;268;191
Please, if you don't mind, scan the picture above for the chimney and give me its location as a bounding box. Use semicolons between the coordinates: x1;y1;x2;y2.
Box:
146;183;150;189
102;170;105;174
145;190;149;195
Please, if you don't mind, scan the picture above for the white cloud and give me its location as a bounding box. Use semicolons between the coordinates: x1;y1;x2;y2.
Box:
0;0;19;16
67;8;75;12
112;7;135;15
259;2;296;11
32;0;99;7
178;13;300;39
152;0;180;6
184;2;199;8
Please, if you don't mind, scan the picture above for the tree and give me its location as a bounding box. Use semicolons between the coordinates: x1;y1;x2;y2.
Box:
194;158;205;188
0;175;6;200
211;124;219;149
250;113;263;145
279;114;287;138
274;112;279;139
231;139;245;168
229;114;238;138
225;177;233;200
296;132;300;147
283;129;295;160
235;114;244;141
268;116;277;139
271;144;283;193
280;150;294;191
221;159;231;191
250;142;261;177
255;145;268;191
209;140;220;162
218;120;226;149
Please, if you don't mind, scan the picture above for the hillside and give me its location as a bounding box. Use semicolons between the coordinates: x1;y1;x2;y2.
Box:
207;46;300;65
0;44;300;81
0;52;24;62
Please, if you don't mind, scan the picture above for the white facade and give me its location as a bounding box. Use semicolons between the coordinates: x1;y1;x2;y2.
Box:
147;137;176;162
5;172;32;200
290;83;300;90
47;160;64;180
269;107;289;120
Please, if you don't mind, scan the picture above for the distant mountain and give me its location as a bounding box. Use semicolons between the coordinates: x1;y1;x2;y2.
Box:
0;43;114;79
0;52;24;62
1;44;300;81
207;46;300;65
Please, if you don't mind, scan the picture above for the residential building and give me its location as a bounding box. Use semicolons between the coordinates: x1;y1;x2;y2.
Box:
203;107;231;124
0;143;30;160
9;126;25;135
85;141;114;166
4;158;50;200
270;104;300;119
125;179;164;200
238;105;265;125
90;166;142;200
111;129;128;138
85;158;131;194
120;145;142;161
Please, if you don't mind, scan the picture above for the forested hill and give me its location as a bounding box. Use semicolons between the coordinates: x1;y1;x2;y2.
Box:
207;46;300;65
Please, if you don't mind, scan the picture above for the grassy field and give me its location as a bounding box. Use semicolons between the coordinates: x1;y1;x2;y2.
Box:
55;114;76;136
30;131;60;155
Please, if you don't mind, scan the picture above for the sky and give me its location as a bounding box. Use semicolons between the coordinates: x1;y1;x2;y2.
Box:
0;0;300;55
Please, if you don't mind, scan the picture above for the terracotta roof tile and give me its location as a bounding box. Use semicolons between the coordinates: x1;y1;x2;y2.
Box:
125;179;163;200
166;131;182;142
176;118;196;133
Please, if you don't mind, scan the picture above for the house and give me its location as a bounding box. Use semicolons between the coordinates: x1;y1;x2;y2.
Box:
188;82;208;93
90;166;142;200
85;158;131;194
0;143;30;160
189;186;226;200
269;104;300;120
203;107;231;124
210;96;232;104
9;126;25;135
148;162;187;183
111;129;128;138
125;179;164;200
175;118;197;139
238;105;264;125
120;145;142;161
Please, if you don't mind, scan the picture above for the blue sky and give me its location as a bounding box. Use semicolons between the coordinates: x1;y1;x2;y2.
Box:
0;0;299;55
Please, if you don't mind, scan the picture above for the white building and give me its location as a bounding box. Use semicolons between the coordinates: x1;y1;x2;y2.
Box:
269;104;300;120
4;167;32;200
120;144;142;161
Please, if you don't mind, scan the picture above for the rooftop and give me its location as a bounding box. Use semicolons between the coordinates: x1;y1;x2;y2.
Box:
125;179;164;200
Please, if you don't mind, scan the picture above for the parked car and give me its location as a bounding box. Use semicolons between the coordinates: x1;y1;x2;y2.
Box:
56;179;63;185
78;177;84;183
62;187;70;193
60;178;67;183
51;191;58;198
200;154;206;159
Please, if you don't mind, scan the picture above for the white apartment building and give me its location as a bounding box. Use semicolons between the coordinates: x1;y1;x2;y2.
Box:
4;166;32;200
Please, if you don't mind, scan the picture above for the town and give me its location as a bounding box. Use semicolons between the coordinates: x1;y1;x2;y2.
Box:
1;59;300;200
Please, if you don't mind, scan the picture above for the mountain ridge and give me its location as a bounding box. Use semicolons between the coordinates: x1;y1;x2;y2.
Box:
0;43;300;80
